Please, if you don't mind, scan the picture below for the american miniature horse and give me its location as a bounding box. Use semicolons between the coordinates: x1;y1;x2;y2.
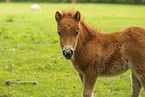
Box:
55;10;145;97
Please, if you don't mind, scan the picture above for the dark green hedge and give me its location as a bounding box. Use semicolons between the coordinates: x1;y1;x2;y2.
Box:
1;0;145;4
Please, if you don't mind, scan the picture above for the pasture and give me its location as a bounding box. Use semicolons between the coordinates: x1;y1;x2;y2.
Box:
0;3;145;97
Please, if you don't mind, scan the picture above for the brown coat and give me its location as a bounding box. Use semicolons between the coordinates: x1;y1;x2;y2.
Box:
55;10;145;97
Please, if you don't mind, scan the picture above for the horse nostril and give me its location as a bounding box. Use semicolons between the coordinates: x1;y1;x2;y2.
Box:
69;49;73;56
63;49;66;56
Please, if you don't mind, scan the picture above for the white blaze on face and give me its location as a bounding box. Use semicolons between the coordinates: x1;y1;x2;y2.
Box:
63;45;73;49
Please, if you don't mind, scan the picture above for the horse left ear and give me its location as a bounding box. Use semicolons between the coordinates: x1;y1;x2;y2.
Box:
74;11;81;22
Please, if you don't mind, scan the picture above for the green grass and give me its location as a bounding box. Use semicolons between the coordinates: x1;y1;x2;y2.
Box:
0;2;145;97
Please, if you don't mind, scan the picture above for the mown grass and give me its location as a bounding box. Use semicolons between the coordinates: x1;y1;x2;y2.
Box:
0;2;145;97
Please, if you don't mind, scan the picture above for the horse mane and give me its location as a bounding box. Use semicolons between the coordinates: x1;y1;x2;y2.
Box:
61;10;100;38
80;21;99;38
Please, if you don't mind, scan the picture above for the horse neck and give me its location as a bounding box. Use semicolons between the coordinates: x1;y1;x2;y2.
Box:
77;21;97;46
73;22;97;61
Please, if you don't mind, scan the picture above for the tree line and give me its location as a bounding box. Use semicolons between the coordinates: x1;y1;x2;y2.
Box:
3;0;145;4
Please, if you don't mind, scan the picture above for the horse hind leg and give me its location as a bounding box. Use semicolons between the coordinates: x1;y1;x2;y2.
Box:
129;61;145;97
131;65;145;91
139;73;145;91
131;71;142;97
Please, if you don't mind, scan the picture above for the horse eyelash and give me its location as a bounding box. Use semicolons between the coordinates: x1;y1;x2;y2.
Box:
75;30;79;36
58;31;61;36
76;31;78;35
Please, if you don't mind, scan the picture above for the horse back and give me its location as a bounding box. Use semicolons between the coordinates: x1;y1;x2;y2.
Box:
99;26;145;76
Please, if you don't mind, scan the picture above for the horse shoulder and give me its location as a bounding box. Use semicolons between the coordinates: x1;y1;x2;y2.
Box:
72;39;102;73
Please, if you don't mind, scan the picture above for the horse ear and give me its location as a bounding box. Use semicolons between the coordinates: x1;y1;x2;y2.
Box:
74;11;81;22
55;11;62;21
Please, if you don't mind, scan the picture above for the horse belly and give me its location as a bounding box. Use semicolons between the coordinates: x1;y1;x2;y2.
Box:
99;60;128;77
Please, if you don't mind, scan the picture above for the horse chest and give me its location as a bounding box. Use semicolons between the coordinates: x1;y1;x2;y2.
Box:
71;61;83;73
71;58;92;74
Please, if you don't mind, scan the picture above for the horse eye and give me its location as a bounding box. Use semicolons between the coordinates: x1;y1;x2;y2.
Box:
58;31;61;36
76;31;78;35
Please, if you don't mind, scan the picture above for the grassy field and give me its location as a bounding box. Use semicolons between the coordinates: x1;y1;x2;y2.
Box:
0;2;145;97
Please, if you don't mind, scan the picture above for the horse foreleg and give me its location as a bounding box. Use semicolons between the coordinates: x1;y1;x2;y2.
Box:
82;69;97;97
78;73;83;84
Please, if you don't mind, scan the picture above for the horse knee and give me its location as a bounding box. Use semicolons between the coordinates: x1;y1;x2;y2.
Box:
83;91;93;97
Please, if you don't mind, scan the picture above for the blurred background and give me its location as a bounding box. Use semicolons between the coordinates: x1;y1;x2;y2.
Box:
1;0;145;4
0;0;145;97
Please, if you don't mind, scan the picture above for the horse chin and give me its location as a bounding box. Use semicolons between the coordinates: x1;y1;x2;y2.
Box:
64;56;72;60
63;54;73;60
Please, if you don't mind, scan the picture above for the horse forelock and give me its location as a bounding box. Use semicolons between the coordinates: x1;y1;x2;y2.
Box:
61;9;76;18
59;10;100;44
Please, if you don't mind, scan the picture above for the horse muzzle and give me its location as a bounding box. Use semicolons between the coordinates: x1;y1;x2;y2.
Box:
62;46;74;60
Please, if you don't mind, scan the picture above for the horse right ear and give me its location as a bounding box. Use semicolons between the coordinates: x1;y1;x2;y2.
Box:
55;11;62;21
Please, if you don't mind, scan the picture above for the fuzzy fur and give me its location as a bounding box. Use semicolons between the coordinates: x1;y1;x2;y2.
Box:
55;10;145;97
